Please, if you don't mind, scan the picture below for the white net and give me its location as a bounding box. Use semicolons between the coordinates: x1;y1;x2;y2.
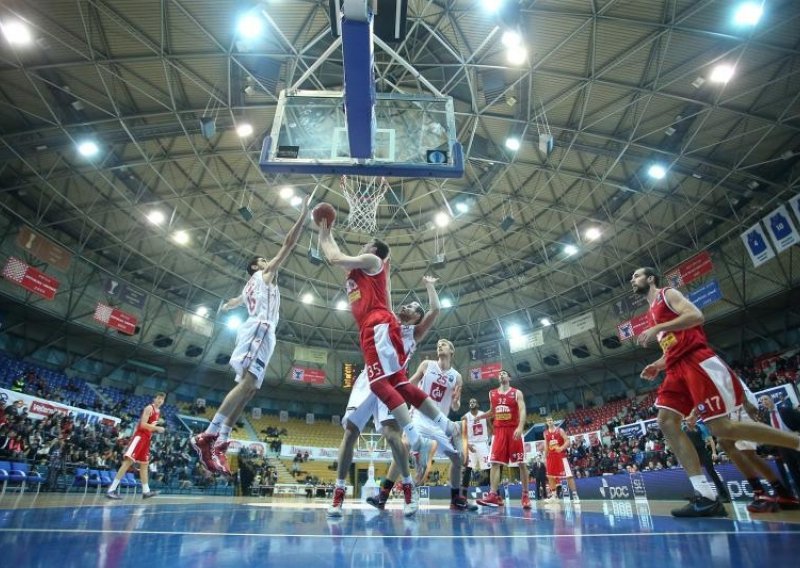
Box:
340;175;390;234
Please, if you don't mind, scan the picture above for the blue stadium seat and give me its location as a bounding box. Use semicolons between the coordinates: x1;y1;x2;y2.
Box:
0;461;10;497
73;467;90;494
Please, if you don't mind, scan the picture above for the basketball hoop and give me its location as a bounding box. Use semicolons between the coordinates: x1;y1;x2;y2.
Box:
340;175;390;234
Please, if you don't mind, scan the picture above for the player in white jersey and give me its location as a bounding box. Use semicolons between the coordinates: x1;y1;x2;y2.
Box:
383;339;475;511
462;397;492;492
191;197;310;475
328;276;441;517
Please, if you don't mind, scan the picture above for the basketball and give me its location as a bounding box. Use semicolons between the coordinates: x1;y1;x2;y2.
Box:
312;202;336;227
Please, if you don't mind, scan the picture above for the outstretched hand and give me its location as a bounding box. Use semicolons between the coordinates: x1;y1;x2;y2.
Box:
423;275;439;284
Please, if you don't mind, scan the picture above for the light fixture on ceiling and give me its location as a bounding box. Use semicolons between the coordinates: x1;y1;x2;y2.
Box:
483;0;503;12
506;324;522;339
172;230;190;245
336;300;348;311
733;2;763;26
146;210;165;225
505;137;521;151
564;244;578;256
290;195;302;207
1;20;33;45
279;186;294;200
226;315;242;330
434;211;451;228
77;140;99;157
647;164;667;179
584;227;602;241
540;317;551;327
709;64;735;83
440;298;453;309
506;46;527;65
501;30;522;48
236;123;254;137
237;13;263;39
455;202;469;214
196;306;209;317
301;292;314;304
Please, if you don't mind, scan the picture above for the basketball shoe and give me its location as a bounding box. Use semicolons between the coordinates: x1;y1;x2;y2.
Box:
366;487;390;510
671;493;728;518
402;483;418;517
747;495;780;514
212;441;231;475
476;491;502;507
521;494;532;510
190;432;219;474
327;486;346;517
106;490;122;500
451;495;478;512
142;491;159;499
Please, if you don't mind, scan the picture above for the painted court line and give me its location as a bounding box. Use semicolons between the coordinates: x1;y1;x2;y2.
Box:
1;527;797;539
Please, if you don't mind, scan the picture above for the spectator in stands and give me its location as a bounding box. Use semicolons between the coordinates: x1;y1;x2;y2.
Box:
0;429;24;460
303;450;310;462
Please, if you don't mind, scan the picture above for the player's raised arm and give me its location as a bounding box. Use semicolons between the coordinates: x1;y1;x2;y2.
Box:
265;196;311;275
317;221;381;273
413;275;441;341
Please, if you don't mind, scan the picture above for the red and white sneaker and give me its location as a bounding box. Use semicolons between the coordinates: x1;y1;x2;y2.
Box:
190;432;219;474
476;491;502;507
402;483;418;517
522;495;532;510
327;486;346;517
213;441;231;475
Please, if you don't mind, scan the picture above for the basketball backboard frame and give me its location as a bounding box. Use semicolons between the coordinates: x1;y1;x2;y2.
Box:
259;90;464;178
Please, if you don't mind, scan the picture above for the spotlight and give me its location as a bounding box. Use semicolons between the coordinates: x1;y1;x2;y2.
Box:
501;30;522;48
290;195;302;207
301;292;314;304
172;230;190;245
710;64;735;83
146;210;165;225
455;202;469;214
540;318;551;327
506;324;522;339
236;123;254;137
1;21;33;45
564;244;578;256
336;300;348;311
237;13;263;39
77;140;99;157
647;164;667;179
505;137;521;151
196;306;209;317
434;211;451;228
279;186;294;200
441;298;453;308
733;2;763;26
507;46;527;65
226;315;242;330
584;227;602;241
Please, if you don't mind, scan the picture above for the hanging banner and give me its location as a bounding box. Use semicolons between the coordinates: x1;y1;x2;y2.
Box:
251;407;262;419
468;362;502;381
740;222;775;267
2;257;60;300
557;312;595;340
279;410;289;422
664;251;713;288
509;329;544;353
94;303;138;335
617;312;650;342
294;345;328;365
687;279;722;310
15;225;72;271
764;204;800;254
469;343;501;361
103;276;147;309
306;413;315;425
789;194;800;225
290;366;326;384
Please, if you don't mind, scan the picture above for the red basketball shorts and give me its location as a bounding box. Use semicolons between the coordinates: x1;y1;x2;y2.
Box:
123;433;152;463
359;312;409;385
546;453;572;478
489;427;525;467
655;346;744;421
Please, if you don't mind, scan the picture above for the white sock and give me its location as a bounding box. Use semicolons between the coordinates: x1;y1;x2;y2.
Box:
402;476;413;485
142;483;150;493
108;479;120;492
403;423;420;447
689;475;715;500
336;479;346;488
219;425;232;443
206;413;227;435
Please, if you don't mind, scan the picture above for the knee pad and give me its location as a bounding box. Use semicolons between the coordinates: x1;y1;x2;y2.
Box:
369;378;405;411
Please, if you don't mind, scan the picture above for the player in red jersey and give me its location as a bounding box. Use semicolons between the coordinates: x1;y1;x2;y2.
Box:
632;267;800;517
106;392;166;499
475;369;531;509
543;416;579;502
318;222;464;504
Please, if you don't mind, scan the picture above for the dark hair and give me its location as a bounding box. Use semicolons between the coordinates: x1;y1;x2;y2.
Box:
640;267;660;287
499;368;511;377
155;391;167;399
412;305;425;324
372;239;390;260
247;256;263;276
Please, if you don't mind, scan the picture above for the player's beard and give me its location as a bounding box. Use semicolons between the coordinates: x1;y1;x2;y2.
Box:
632;283;649;295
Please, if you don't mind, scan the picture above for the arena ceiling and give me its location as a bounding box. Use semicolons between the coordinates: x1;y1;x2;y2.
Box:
1;1;800;403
